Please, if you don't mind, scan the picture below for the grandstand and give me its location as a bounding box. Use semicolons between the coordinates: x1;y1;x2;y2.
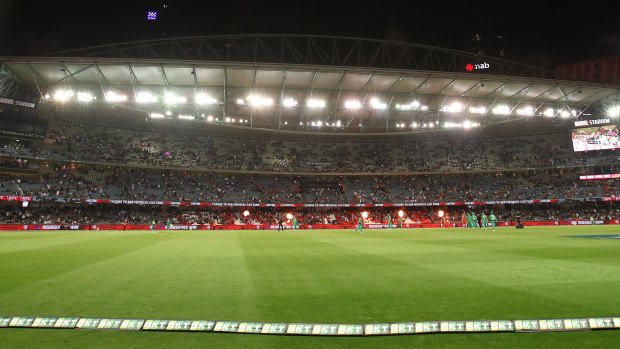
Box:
1;35;620;347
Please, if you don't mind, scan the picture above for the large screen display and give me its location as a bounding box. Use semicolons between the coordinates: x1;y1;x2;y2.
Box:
571;125;620;152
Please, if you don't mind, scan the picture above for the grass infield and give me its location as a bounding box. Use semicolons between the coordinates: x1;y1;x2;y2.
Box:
1;226;619;348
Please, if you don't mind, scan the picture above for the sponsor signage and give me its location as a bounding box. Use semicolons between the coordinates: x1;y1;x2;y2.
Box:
0;317;12;327
579;173;620;180
574;118;610;127
1;315;620;335
0;97;36;108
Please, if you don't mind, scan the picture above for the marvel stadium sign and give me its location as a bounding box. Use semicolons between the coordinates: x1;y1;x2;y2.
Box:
574;118;610;127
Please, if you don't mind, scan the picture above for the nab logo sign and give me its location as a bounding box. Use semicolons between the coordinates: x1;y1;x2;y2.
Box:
465;62;490;71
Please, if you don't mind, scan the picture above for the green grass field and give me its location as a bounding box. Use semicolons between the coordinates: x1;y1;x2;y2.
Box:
1;226;620;348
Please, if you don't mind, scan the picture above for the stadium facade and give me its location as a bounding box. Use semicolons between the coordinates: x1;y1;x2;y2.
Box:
0;35;618;229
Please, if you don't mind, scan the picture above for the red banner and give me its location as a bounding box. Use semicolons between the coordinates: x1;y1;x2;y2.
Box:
1;220;618;231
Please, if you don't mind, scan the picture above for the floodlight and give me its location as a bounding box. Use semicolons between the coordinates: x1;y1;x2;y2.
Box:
105;91;128;102
492;105;510;115
438;210;445;218
607;106;620;118
361;211;369;219
469;106;486;114
53;89;73;101
516;106;534;116
307;99;326;108
236;98;245;105
398;210;404;217
543;108;555;117
149;113;164;119
336;120;342;127
207;115;214;121
283;98;298;107
441;102;463;113
243;210;250;217
345;100;361;109
196;93;216;105
77;92;93;102
136;92;157;103
370;98;387;110
286;213;293;220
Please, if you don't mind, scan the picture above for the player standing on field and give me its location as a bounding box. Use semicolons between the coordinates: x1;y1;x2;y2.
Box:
387;214;393;229
471;212;477;229
462;212;467;228
481;213;488;230
354;215;364;233
398;215;403;229
292;216;298;230
489;212;497;231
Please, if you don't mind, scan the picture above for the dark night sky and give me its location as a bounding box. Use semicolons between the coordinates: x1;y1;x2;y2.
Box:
0;0;618;69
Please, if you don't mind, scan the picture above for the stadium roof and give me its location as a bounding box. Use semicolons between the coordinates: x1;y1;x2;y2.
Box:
1;35;618;133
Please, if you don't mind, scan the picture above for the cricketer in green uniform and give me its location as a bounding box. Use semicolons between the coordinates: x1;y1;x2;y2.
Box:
471;213;477;229
465;214;471;228
151;220;156;230
387;214;393;229
355;217;364;233
166;218;171;230
398;216;403;229
489;212;497;231
292;217;298;230
481;213;488;230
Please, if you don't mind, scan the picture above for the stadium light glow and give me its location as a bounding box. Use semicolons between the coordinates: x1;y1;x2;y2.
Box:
398;210;404;218
206;115;213;121
438;210;445;218
44;94;50;100
463;120;472;129
243;210;250;217
282;98;298;107
361;211;369;219
105;91;128;102
317;121;323;127
336;120;342;127
286;213;293;220
441;102;463;113
225;117;231;123
307;99;326;108
236;98;245;105
76;92;93;102
421;105;428;110
165;110;172;116
560;110;570;118
607;105;620;118
370;98;387;110
136;92;157;103
53;89;73;101
428;122;434;128
178;114;194;120
543;108;556;117
195;93;217;105
247;95;273;107
344;100;361;109
516;106;535;116
468;106;486;114
492;105;511;115
396;103;412;110
411;122;418;128
165;93;187;104
149;113;164;119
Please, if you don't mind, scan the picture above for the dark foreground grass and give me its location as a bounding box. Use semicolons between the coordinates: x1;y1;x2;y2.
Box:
1;226;619;348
